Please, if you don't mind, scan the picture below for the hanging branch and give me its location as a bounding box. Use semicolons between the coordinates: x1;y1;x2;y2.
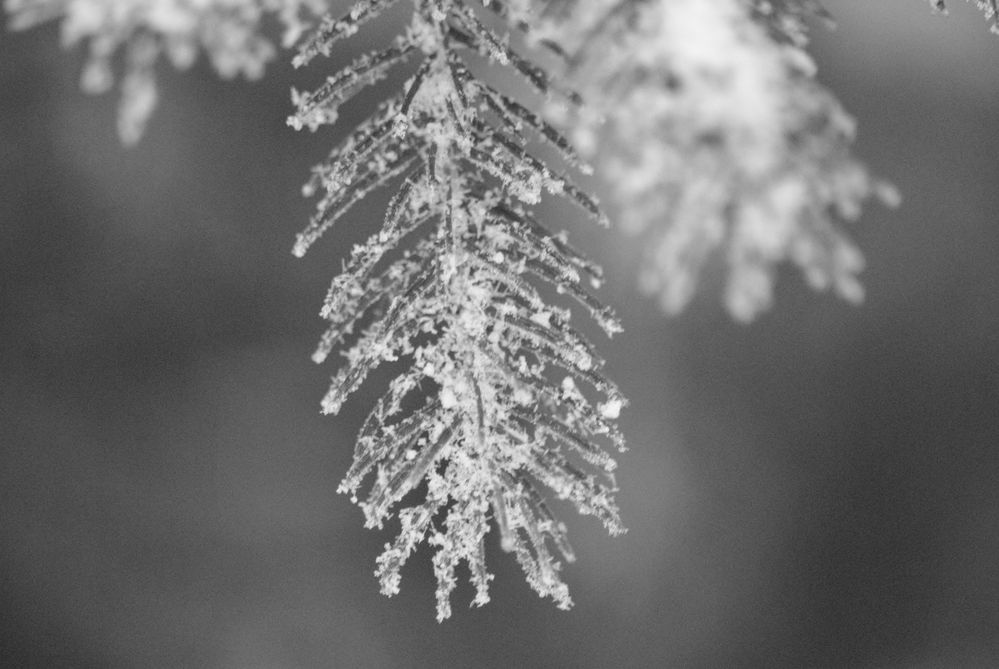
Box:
289;0;627;621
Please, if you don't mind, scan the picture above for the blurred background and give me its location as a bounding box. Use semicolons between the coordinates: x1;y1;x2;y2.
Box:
2;2;998;667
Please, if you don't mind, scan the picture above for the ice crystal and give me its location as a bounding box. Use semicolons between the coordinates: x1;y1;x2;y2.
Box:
543;0;899;321
5;0;326;142
290;0;626;621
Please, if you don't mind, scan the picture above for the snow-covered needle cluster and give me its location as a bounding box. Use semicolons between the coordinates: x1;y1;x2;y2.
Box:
5;0;326;142
541;0;900;321
288;0;626;620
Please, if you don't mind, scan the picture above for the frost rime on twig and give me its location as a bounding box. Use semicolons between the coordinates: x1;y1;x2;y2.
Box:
543;0;900;321
4;0;328;142
289;0;627;621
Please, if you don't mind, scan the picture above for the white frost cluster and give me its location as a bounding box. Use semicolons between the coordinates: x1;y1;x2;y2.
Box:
5;0;326;142
291;0;626;621
545;0;899;321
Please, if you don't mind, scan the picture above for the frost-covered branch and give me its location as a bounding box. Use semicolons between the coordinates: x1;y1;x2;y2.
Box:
289;0;626;621
541;0;901;321
5;0;327;142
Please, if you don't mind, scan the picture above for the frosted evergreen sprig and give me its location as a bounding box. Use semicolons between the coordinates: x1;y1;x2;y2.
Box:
289;0;626;621
4;0;327;143
543;0;900;322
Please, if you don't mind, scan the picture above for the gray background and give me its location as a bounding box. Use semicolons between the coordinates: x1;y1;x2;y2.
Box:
2;1;998;667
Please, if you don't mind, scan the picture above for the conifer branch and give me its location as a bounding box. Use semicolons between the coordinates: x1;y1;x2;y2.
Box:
289;0;626;621
542;0;901;321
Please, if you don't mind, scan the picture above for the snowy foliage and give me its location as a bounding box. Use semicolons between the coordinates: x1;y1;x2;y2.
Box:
5;0;326;142
289;0;626;621
8;0;995;623
542;0;899;321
